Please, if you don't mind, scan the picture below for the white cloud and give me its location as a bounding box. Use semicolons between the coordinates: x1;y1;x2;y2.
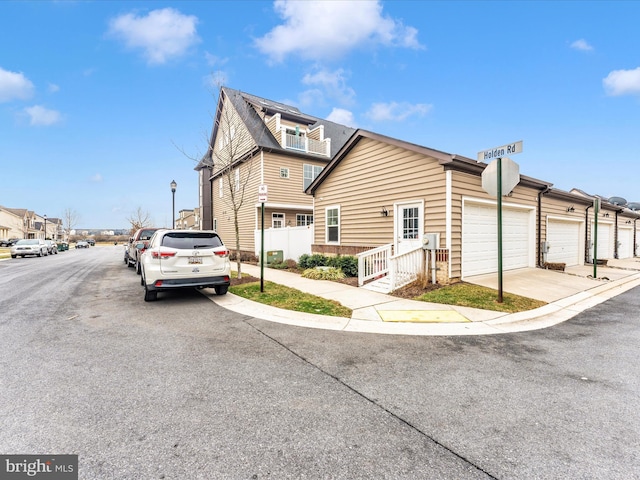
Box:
603;67;640;96
204;52;229;67
326;108;356;127
48;83;60;93
255;0;424;63
570;39;593;51
108;8;200;65
0;67;35;102
365;101;432;122
90;174;103;183
24;105;62;126
302;68;356;105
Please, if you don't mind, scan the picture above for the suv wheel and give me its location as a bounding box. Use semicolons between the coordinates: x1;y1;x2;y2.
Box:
214;286;228;295
144;284;157;302
136;260;141;275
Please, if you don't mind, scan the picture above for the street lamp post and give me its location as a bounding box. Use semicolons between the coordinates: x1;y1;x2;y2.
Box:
43;214;47;240
170;180;177;229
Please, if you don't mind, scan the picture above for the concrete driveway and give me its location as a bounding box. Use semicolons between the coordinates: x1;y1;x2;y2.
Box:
465;258;640;303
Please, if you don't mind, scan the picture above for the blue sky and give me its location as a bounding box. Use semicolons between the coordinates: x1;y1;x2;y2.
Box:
2;1;639;229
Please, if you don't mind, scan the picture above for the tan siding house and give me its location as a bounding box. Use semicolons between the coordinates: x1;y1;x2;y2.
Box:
196;87;355;257
307;130;640;287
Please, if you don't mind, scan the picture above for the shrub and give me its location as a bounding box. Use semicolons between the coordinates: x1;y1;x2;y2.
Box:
268;259;298;270
299;253;358;277
329;255;358;277
299;253;328;269
301;267;346;280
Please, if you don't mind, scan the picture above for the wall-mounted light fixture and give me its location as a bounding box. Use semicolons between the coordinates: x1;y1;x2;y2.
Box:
380;206;389;217
566;206;575;212
626;220;632;224
603;212;610;218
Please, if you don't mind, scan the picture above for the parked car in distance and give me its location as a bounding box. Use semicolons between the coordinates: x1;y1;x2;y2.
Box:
128;227;161;273
85;238;95;246
57;241;69;252
44;240;58;255
139;229;231;302
10;239;48;257
0;238;19;247
75;241;90;249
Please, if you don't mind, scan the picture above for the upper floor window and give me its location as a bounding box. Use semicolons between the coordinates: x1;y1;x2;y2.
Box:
303;164;323;190
280;167;290;179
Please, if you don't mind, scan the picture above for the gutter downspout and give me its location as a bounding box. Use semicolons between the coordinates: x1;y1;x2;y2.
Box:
537;187;551;268
614;210;619;259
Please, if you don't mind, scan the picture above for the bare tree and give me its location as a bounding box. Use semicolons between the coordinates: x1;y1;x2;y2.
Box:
62;208;80;241
127;207;152;234
212;89;263;279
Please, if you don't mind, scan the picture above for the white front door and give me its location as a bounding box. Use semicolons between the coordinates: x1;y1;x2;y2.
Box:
395;201;423;254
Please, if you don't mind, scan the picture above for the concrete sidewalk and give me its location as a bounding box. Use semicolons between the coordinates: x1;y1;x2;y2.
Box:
206;261;640;336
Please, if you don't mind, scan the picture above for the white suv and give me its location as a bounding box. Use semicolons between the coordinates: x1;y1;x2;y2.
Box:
138;230;231;302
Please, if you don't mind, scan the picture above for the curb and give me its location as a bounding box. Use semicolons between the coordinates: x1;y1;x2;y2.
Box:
205;272;640;336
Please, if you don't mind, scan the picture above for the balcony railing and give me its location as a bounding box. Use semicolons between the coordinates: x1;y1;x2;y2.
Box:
284;133;330;157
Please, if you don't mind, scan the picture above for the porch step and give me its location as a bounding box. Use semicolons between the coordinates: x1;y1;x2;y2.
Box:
361;276;392;294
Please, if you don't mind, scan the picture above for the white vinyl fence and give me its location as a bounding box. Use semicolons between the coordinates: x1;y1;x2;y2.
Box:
254;225;314;262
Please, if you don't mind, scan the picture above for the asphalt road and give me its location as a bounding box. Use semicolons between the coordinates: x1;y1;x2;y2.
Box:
1;246;639;479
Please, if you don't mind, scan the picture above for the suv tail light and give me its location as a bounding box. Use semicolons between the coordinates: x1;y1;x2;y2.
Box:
151;250;176;259
214;249;230;258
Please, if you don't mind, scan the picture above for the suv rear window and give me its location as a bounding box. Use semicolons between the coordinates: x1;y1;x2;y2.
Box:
161;232;223;249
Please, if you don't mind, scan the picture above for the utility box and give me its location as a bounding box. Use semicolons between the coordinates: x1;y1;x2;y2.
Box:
266;250;283;264
422;233;439;250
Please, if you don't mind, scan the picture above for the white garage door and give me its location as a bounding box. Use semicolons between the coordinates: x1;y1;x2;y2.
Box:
463;202;532;277
590;223;612;260
547;219;581;266
618;227;633;259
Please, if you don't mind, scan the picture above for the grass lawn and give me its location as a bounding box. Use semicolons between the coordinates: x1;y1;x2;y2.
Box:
415;282;547;313
229;280;352;318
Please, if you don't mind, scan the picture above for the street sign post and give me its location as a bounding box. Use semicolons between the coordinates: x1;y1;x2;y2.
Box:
478;142;523;303
477;140;523;162
259;185;268;291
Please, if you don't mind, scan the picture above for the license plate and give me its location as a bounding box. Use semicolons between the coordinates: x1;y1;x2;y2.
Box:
188;257;202;264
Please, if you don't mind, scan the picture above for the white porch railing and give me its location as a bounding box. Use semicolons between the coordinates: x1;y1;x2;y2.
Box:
357;244;426;293
357;244;392;286
389;246;424;291
284;133;330;156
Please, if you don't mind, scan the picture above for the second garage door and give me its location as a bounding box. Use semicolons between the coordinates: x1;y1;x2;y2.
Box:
462;202;533;277
547;219;582;266
618;227;633;259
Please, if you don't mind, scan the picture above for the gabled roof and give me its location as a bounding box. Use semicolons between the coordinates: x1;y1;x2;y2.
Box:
306;129;552;194
195;86;356;171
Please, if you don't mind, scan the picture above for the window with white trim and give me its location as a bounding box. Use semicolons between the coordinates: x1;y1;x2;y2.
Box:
272;213;284;228
280;167;290;179
326;206;339;243
303;164;323;190
296;214;313;226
